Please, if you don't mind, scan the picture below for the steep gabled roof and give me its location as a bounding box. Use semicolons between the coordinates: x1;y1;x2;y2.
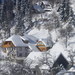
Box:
39;38;53;47
50;42;68;61
6;35;27;47
21;34;38;44
28;44;39;52
53;53;69;68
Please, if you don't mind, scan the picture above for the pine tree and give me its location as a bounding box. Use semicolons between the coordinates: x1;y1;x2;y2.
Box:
58;0;73;22
0;0;14;38
24;0;33;31
14;0;33;35
15;17;25;35
69;9;75;26
14;0;25;35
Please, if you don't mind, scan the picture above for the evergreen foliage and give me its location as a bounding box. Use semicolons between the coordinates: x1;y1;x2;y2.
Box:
58;0;73;22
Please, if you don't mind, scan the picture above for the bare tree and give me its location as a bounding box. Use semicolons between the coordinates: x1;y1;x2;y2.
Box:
37;51;53;75
60;24;73;48
45;11;60;32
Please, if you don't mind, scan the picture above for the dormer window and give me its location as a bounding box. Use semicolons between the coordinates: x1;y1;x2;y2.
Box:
22;39;29;44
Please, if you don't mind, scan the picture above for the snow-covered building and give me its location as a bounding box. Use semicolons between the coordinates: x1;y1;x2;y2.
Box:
29;44;39;52
32;0;52;14
21;34;38;44
1;35;30;59
28;28;53;51
53;53;69;69
36;38;53;51
32;4;44;13
26;41;69;69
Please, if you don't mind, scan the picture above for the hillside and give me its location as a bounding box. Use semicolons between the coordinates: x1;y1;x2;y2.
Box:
0;0;75;75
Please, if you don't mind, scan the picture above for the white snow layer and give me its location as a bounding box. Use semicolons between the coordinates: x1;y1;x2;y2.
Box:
6;35;28;46
27;52;42;60
50;42;68;61
28;28;50;39
39;64;50;70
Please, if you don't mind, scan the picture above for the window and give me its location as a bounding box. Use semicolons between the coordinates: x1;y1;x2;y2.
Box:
18;53;22;57
25;52;28;57
4;42;8;45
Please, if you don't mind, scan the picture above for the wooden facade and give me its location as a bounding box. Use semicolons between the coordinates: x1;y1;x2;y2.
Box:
36;41;50;51
2;41;15;48
1;41;30;59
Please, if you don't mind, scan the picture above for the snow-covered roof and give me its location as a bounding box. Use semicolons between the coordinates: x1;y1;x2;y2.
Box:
33;4;44;13
39;64;49;70
56;69;66;75
20;36;28;41
6;35;28;47
27;52;42;60
39;38;53;47
26;51;42;68
26;42;69;68
28;28;50;39
21;34;38;44
50;42;69;61
28;44;39;52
